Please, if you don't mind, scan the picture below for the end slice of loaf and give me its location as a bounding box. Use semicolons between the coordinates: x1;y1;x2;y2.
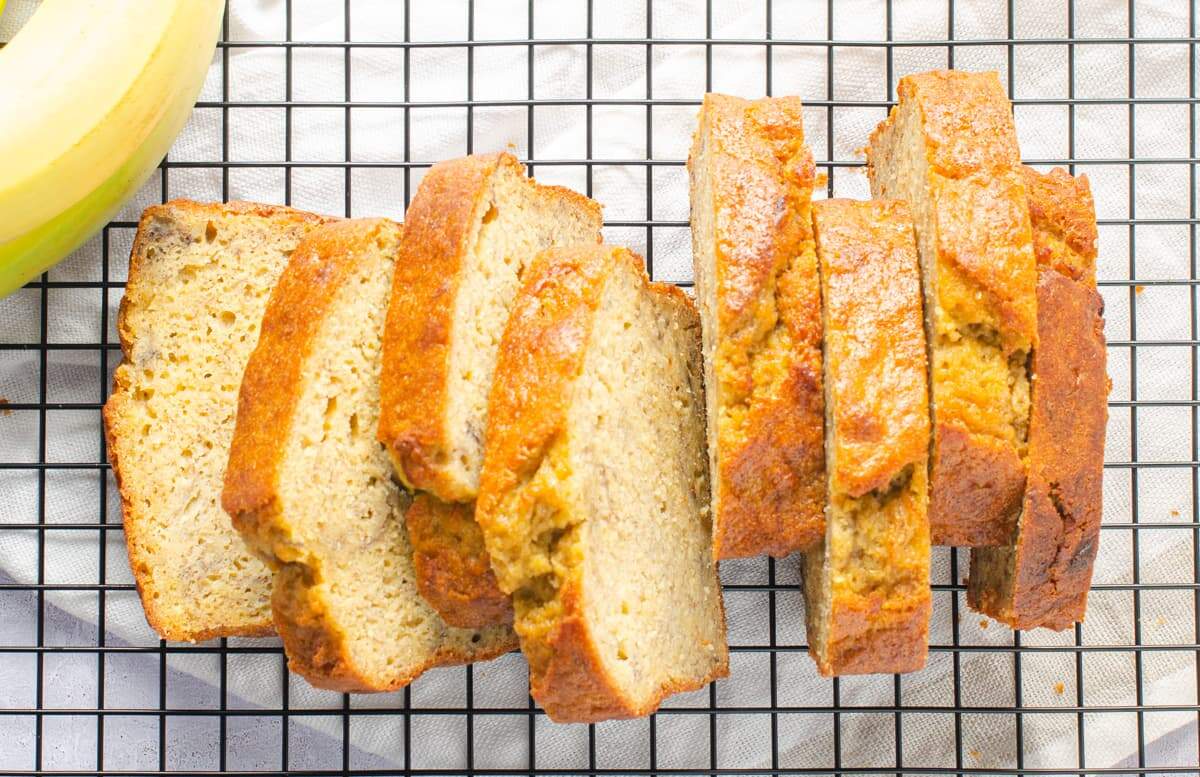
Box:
687;93;826;560
804;199;932;676
222;219;515;691
867;70;1038;547
104;200;334;641
968;167;1107;630
408;494;513;629
378;152;603;503
475;245;729;723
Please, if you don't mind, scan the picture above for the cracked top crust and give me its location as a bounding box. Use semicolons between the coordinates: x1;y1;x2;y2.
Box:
688;93;825;559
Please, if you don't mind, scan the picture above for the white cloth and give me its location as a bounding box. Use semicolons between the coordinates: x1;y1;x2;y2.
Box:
1;0;1195;771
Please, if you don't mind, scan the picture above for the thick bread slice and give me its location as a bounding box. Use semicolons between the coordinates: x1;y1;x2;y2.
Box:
804;199;932;676
407;494;513;629
867;70;1038;547
105;200;334;641
968;168;1108;630
475;245;729;723
223;219;515;692
687;93;825;560
378;152;603;503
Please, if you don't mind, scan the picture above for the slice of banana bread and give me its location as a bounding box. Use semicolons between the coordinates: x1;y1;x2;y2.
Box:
475;245;729;723
804;199;932;676
407;494;513;629
867;70;1038;547
104;200;334;641
378;152;603;503
968;167;1108;630
687;93;826;560
223;219;515;692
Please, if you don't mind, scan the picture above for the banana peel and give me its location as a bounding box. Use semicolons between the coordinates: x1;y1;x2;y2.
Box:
0;0;225;297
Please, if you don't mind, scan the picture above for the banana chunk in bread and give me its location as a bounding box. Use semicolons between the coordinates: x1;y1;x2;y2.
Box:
867;70;1038;547
378;152;603;503
804;199;932;676
105;200;334;641
475;245;729;723
969;167;1108;630
688;93;825;560
223;219;515;692
407;494;513;629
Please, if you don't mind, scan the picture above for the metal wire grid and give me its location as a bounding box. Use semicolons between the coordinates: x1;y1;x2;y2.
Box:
0;0;1197;774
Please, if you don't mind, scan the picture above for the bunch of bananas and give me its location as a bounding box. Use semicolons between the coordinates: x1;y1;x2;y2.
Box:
0;0;225;298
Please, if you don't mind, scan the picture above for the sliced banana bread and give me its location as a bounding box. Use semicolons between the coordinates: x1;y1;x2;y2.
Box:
407;494;513;629
378;152;603;503
687;93;826;560
969;167;1107;630
867;70;1038;547
105;200;334;641
475;245;729;723
804;199;932;676
223;219;515;692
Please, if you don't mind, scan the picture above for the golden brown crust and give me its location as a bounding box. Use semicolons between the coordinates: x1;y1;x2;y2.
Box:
106;199;334;642
377;152;603;502
809;199;931;676
478;245;727;722
690;93;825;559
812;198;928;498
378;154;505;499
928;425;1026;547
407;494;513;629
867;70;1037;548
1021;166;1099;284
929;167;1038;354
969;167;1107;630
903;71;1023;184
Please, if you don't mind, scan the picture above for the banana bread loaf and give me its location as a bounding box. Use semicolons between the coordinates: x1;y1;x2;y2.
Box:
688;93;825;559
223;219;515;691
475;245;729;723
968;167;1107;630
105;200;334;641
804;199;932;675
867;70;1038;547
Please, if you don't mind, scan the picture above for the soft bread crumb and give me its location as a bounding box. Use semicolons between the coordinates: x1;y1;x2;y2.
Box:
476;245;729;723
105;201;334;641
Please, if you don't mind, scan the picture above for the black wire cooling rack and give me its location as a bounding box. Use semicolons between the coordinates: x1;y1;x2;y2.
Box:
1;0;1198;774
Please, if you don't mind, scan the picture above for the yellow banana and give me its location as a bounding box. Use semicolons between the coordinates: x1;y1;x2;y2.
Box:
0;0;225;297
